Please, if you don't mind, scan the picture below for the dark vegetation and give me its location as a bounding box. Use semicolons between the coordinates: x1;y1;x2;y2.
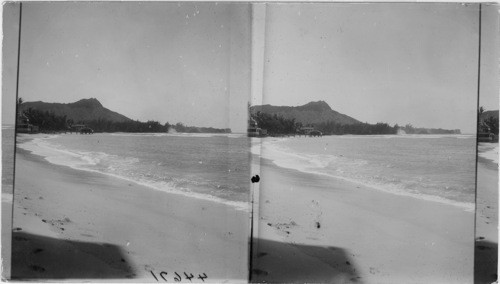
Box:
483;117;499;135
251;110;398;135
315;121;397;135
250;101;461;136
398;124;460;135
85;118;170;133
172;123;231;133
22;108;68;132
17;98;230;133
23;107;171;133
252;112;303;135
478;107;499;135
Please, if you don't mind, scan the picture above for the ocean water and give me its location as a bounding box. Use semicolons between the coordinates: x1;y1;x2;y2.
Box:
17;133;251;210
252;135;477;211
14;132;479;212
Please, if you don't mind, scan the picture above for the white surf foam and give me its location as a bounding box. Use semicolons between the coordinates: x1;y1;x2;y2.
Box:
338;134;474;139
18;136;250;212
478;144;499;164
110;132;245;139
256;139;475;212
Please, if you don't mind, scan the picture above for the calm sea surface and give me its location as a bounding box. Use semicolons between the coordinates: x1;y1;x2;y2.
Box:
16;132;477;211
252;135;476;211
18;133;251;210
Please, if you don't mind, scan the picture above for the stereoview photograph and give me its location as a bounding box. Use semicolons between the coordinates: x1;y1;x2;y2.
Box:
3;2;251;282
248;3;498;284
1;2;499;284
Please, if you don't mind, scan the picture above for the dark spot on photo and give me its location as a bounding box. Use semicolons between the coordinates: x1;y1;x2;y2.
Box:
29;265;46;272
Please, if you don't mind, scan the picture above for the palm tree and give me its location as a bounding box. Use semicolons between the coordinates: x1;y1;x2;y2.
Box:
479;106;485;115
16;97;23;111
16;97;24;121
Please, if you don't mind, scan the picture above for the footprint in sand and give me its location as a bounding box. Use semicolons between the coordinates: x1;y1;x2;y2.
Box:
29;265;46;273
14;236;28;241
308;200;324;236
252;269;269;276
477;245;491;250
33;248;44;254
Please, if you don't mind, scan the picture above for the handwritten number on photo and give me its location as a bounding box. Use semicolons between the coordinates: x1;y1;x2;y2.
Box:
184;272;194;282
151;271;159;281
160;271;169;282
174;272;182;282
150;270;207;282
198;273;207;282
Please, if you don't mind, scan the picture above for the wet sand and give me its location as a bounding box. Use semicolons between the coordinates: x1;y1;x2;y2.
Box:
252;158;474;283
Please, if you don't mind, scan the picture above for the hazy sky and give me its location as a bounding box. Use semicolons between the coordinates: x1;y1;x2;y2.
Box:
3;2;251;132
256;3;498;134
3;3;498;134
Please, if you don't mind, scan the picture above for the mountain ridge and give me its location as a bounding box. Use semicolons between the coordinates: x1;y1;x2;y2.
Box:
20;98;131;123
250;100;360;125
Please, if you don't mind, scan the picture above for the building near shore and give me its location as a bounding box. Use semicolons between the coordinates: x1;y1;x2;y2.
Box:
15;111;37;133
248;117;267;137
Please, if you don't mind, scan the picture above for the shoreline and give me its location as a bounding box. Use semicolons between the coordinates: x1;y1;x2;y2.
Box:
253;138;475;213
252;155;474;283
11;148;249;281
474;143;499;283
16;134;249;212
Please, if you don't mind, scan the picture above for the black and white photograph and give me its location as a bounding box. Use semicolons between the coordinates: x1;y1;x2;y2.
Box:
248;3;498;283
1;1;499;283
3;2;252;281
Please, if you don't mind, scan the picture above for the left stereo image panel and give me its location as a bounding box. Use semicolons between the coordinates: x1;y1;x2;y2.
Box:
2;2;252;282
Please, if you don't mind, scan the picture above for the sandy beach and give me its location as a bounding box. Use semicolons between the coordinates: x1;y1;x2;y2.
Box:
252;157;474;283
475;143;499;283
11;148;249;282
2;190;13;280
1;126;15;280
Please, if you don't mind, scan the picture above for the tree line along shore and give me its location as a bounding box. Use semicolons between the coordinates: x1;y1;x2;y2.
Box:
250;110;462;136
16;99;230;134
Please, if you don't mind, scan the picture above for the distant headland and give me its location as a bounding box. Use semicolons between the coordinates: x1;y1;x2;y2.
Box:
249;101;461;136
16;98;231;134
